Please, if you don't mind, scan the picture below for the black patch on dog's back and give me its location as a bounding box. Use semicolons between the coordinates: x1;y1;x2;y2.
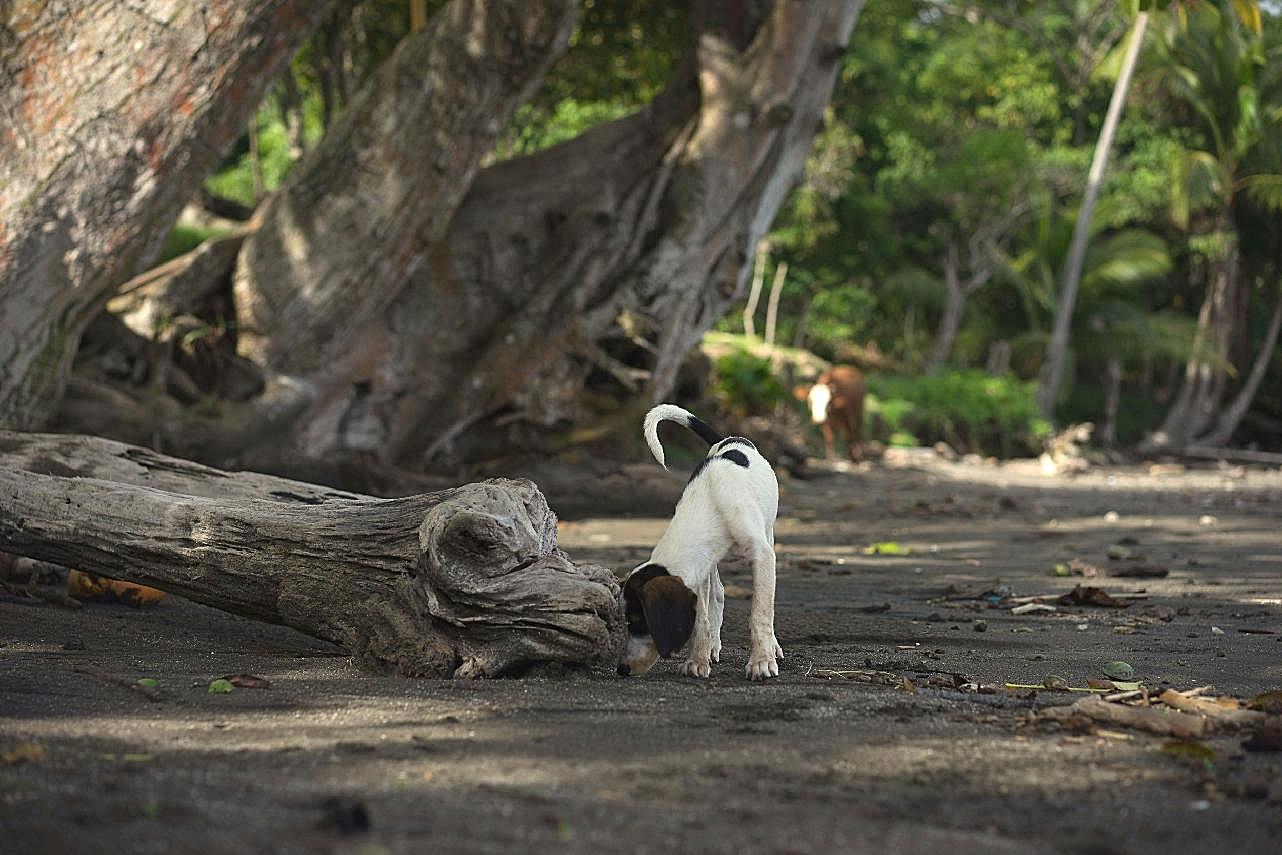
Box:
686;447;752;485
719;436;756;451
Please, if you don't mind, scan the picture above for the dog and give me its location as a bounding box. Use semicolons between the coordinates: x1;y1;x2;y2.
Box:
618;404;783;680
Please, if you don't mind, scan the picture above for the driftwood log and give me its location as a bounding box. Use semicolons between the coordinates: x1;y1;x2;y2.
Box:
0;432;625;677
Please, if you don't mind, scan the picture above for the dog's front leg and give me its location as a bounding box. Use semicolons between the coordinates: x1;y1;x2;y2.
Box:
745;537;783;680
709;570;725;664
680;573;714;678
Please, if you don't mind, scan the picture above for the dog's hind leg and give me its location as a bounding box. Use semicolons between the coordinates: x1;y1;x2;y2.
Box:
680;572;714;678
709;570;725;663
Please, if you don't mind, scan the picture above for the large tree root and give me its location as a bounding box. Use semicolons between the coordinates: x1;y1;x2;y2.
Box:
0;432;624;677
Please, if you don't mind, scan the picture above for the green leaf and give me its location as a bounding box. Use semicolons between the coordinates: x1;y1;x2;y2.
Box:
1230;0;1262;35
208;679;235;694
1238;174;1282;212
136;678;158;689
1102;660;1136;680
863;541;911;556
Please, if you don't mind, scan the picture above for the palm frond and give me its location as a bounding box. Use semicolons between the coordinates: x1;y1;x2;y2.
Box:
1237;173;1282;212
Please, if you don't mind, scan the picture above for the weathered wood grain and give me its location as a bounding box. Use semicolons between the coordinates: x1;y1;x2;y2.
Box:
0;432;624;677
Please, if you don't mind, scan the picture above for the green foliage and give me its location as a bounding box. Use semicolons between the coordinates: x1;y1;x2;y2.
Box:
867;371;1053;456
803;284;879;353
498;0;686;156
501;99;633;155
204;91;322;207
157;225;227;264
160;0;1282;453
709;349;787;416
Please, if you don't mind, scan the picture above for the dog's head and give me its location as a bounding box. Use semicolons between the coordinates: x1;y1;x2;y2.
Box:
617;563;696;676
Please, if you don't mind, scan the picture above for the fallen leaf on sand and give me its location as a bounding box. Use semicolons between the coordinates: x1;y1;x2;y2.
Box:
208;679;235;694
1060;585;1129;608
67;570;165;607
1011;603;1056;615
221;674;271;689
863;541;910;556
1102;660;1136;681
2;742;44;765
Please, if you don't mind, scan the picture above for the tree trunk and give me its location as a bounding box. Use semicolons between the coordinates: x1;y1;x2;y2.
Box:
764;260;788;346
0;432;624;677
1099;356;1123;446
1145;211;1241;450
792;290;815;350
1198;284;1282;447
743;239;770;337
0;0;339;431
1037;10;1149;419
225;0;864;467
925;241;987;372
926;280;966;372
232;0;578;384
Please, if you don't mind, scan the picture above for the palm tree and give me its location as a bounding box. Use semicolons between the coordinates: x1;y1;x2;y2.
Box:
1012;208;1179;440
1038;5;1150;419
1037;0;1271;424
1143;0;1282;450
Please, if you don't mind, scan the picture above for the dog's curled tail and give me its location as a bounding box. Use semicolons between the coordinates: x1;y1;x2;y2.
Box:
642;404;723;469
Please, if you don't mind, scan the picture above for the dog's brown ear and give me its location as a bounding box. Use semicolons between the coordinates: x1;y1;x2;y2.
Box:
641;576;696;658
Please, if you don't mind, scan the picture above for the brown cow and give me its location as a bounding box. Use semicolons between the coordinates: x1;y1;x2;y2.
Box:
803;365;866;461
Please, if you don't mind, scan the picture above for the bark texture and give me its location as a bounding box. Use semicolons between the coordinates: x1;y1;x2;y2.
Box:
0;0;338;430
1036;11;1149;418
0;431;624;677
1144;213;1242;450
232;0;578;385
924;239;992;372
224;0;863;466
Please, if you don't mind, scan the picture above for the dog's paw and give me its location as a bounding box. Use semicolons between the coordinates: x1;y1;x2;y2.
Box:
680;658;712;678
745;653;779;681
745;639;783;680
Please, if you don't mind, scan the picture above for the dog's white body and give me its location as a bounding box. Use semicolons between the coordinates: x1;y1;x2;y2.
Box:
636;404;783;680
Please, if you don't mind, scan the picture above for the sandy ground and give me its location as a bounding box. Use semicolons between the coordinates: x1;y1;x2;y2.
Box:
3;452;1282;854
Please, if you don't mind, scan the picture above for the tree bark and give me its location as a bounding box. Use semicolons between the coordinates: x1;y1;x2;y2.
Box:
232;0;578;383
764;260;788;346
0;0;339;430
1099;355;1123;446
1198;284;1282;447
743;238;770;337
1145;210;1241;450
924;240;990;372
1037;10;1149;419
368;0;864;464
159;0;864;469
0;431;624;677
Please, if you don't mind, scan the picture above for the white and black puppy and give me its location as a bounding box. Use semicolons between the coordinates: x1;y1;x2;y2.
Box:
618;404;783;681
